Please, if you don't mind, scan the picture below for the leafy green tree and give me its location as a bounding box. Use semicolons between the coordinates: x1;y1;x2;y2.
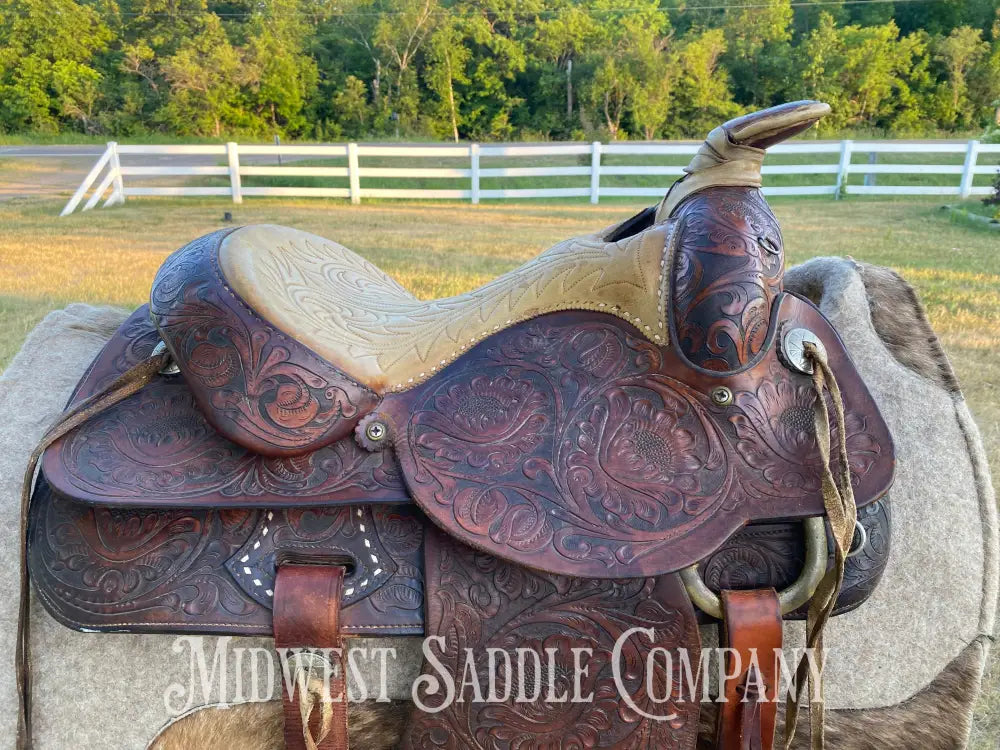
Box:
375;0;439;128
243;0;320;136
159;14;245;136
424;17;471;141
528;1;602;136
668;28;740;138
794;13;926;133
0;0;111;132
331;75;370;137
581;0;673;139
933;26;990;128
722;0;793;107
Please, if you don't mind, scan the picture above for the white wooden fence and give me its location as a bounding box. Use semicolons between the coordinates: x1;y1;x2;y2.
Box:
61;139;1000;216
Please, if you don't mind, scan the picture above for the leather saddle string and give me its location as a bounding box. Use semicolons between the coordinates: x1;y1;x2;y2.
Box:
782;343;857;750
16;352;170;750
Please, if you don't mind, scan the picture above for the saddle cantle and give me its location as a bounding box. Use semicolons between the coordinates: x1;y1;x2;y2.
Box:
24;100;895;750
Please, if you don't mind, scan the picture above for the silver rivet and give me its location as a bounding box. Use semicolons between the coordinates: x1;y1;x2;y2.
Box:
365;421;386;442
710;386;733;406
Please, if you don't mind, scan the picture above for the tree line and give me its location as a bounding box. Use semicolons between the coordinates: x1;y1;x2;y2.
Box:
1;0;999;142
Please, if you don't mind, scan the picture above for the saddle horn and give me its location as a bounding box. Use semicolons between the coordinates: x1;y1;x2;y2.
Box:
656;100;830;222
662;101;830;373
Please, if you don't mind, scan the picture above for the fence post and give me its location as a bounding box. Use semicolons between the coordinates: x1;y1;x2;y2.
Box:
590;141;601;204
227;142;242;204
347;143;361;204
60;143;113;216
106;141;125;206
82;170;116;212
470;143;480;204
960;139;980;198
835;139;852;199
864;151;877;187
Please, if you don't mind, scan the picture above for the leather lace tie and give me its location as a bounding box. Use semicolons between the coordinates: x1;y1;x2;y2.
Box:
16;351;171;750
783;342;858;750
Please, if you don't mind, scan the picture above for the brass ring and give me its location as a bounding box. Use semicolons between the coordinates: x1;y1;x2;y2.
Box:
680;516;828;619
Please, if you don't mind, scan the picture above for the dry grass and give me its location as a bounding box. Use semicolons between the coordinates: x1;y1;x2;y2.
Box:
1;193;998;746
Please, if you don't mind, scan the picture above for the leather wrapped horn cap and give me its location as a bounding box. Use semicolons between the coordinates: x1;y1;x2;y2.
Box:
655;100;830;222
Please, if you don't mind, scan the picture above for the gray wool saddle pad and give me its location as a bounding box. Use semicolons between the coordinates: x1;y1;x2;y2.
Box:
1;256;996;749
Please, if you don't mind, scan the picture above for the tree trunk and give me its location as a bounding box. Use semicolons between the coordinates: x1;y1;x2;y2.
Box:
214;116;221;137
445;52;459;142
566;58;573;119
603;93;615;138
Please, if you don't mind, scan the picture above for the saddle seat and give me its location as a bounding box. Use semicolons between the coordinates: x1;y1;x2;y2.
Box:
215;220;670;393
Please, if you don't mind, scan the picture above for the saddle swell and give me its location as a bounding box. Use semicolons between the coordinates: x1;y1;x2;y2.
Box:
25;101;897;750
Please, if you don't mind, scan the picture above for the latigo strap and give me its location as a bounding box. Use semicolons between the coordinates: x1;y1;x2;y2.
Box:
274;565;350;750
718;589;783;750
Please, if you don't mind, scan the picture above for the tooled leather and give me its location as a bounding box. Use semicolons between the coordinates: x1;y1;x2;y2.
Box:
382;302;894;579
28;478;425;635
41;307;409;508
216;222;671;393
403;528;702;749
150;229;379;457
669;188;783;372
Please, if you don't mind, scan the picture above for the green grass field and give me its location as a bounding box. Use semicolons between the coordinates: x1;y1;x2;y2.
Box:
0;192;998;746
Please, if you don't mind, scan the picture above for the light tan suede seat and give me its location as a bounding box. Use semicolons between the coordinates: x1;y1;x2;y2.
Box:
217;222;671;393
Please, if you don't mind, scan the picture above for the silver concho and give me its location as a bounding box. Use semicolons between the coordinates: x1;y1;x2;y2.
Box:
151;341;181;376
779;327;826;375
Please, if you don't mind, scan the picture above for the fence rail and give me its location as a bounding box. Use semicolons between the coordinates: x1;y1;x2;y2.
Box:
60;138;1000;216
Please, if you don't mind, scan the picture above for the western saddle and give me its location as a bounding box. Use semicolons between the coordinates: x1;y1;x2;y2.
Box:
19;101;894;750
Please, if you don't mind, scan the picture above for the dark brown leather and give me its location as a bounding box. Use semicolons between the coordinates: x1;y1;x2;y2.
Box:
29;478;424;635
697;499;891;622
42;307;409;508
150;230;379;457
383;299;893;579
403;529;703;749
274;564;349;750
28;312;889;637
717;590;782;750
670;187;783;371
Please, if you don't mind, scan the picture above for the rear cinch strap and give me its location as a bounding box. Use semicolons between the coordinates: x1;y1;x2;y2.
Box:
273;565;350;750
717;589;783;750
783;343;858;750
16;351;171;750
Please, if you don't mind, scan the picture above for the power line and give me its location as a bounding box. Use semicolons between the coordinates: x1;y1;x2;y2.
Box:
116;0;952;18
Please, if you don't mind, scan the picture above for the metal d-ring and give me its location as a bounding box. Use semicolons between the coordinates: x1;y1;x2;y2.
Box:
847;518;868;558
680;516;828;620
